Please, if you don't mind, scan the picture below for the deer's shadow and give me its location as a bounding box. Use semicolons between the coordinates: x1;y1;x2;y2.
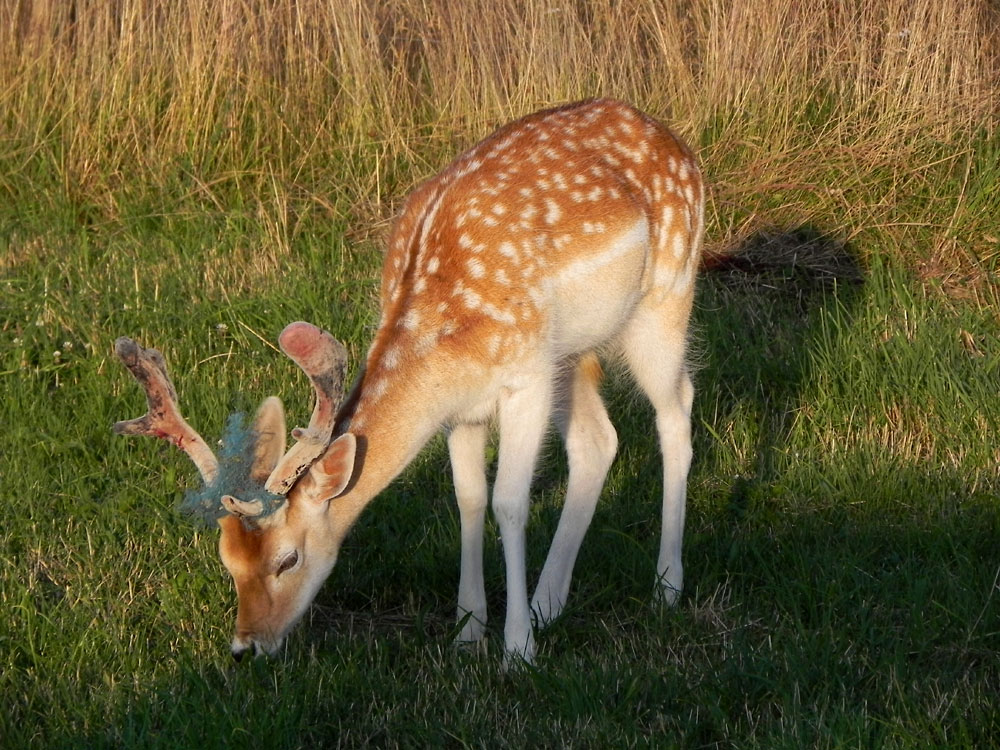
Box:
692;226;864;513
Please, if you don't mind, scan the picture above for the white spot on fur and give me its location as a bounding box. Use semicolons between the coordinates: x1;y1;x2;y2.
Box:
544;199;561;224
672;232;686;259
462;289;482;310
466;258;486;278
661;205;675;232
382;347;401;370
368;377;389;400
483;302;516;325
613;142;644;164
427;256;440;274
684;183;695;206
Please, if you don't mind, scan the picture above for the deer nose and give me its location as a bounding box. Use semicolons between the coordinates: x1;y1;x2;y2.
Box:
231;641;264;662
231;632;257;662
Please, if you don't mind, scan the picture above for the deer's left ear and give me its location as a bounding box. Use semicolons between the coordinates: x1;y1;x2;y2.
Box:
307;433;357;501
250;396;287;483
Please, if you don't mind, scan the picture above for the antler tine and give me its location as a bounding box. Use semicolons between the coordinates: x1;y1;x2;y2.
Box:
265;322;348;495
113;337;220;484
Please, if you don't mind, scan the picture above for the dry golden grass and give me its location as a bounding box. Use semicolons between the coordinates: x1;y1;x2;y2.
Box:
2;0;997;276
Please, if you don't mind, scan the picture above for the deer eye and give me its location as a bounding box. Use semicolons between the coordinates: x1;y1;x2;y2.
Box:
275;550;299;577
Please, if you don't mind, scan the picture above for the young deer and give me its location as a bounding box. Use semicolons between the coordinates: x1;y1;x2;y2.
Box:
114;98;704;663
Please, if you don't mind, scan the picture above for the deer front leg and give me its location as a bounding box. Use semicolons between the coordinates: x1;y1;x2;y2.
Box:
493;375;552;665
447;422;489;644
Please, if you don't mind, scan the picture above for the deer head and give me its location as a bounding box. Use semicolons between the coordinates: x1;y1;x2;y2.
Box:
113;322;358;658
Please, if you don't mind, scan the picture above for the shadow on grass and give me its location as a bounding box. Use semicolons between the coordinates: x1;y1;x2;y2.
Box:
696;225;865;514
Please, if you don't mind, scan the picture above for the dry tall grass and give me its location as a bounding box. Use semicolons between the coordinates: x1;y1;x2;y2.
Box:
2;0;998;275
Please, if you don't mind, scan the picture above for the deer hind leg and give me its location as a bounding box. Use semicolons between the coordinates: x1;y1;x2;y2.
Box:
620;300;695;605
447;422;489;644
531;353;618;627
493;372;553;664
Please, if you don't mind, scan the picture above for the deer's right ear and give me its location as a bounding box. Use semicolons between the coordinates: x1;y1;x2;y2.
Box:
307;433;357;501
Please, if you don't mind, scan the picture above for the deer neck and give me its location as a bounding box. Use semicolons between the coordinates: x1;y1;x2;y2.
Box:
322;340;453;542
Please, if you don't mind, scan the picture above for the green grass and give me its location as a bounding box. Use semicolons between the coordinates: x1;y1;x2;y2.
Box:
2;188;999;747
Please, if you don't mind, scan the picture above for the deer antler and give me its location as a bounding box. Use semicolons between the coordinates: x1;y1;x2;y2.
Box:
113;337;220;484
264;321;348;495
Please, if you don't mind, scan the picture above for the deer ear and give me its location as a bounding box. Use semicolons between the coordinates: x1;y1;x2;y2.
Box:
307;433;357;501
250;396;287;483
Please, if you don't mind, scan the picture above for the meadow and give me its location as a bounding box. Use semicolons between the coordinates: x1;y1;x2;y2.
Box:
1;0;999;746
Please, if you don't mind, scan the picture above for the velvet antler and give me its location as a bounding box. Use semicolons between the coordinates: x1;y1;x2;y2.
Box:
264;322;349;495
113;337;220;484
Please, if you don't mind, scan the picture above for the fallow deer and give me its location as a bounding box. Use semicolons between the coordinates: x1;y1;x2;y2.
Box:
114;98;704;664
